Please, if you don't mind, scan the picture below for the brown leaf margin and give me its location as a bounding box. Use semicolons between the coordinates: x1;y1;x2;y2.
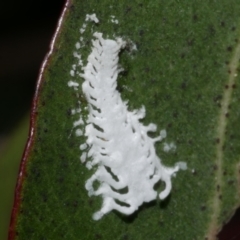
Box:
8;1;72;239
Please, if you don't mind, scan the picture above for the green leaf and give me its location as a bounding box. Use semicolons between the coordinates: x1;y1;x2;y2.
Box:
0;115;29;240
10;1;240;239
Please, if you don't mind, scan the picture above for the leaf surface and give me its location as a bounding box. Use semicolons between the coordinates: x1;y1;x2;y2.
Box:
10;1;240;239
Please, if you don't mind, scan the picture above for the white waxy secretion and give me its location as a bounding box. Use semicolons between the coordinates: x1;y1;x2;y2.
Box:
78;32;186;220
68;80;78;87
85;13;99;23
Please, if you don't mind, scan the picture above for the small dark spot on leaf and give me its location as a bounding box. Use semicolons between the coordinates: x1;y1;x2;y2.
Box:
228;69;231;74
196;94;202;100
225;113;229;118
58;177;64;183
67;109;71;116
217;185;220;191
58;55;63;61
225;85;229;89
88;198;94;206
159;220;164;226
95;233;102;239
125;6;132;14
227;46;232;52
181;82;187;89
42;194;48;203
219;195;222;200
228;180;234;185
201;205;206;211
167;123;172;128
165;94;171;100
220;21;225;27
223;170;227;175
230;134;234;139
139;29;144;36
232;84;237;89
180;53;185;59
208;25;215;35
193;14;198;22
212;164;218;171
213;95;222;102
122;234;129;240
231;26;236;31
215;138;220;144
173;112;178;118
187;38;194;46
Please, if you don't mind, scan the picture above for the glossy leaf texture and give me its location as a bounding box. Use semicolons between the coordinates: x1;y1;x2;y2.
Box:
9;1;240;239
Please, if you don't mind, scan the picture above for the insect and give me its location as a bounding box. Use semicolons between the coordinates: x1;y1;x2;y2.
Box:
79;32;186;220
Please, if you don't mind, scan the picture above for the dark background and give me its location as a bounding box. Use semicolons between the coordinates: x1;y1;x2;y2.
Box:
0;0;239;239
0;0;65;136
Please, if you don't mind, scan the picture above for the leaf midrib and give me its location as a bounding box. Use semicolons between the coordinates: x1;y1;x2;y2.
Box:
207;33;240;239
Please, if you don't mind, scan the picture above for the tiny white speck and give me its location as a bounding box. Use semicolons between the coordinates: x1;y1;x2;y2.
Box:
71;109;76;115
75;42;81;49
131;43;137;51
73;51;81;59
176;161;187;170
85;13;99;23
76;129;83;136
111;19;119;24
74;117;84;127
192;169;195;173
123;85;133;92
163;142;176;153
86;161;92;169
160;129;167;138
68;81;79;87
80;152;87;163
80;24;87;34
234;73;238;77
72;64;76;70
70;70;75;77
80;37;84;42
78;59;83;66
80;143;87;150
